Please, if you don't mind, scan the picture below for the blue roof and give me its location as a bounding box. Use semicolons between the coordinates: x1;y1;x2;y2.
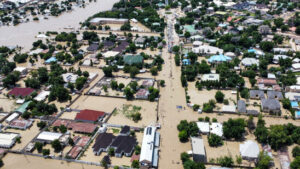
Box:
248;49;256;53
218;23;227;27
291;101;299;108
45;56;57;64
182;59;191;65
208;54;232;63
296;111;300;116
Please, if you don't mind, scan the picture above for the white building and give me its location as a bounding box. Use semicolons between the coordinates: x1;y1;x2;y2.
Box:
62;73;78;84
140;126;160;168
13;67;28;76
191;137;206;162
5;113;19;123
240;140;260;160
0;133;20;148
210;123;223;137
102;51;120;58
36;131;63;143
192;45;223;55
221;105;236;113
34;91;50;101
196;122;210;134
201;73;220;81
241;58;259;67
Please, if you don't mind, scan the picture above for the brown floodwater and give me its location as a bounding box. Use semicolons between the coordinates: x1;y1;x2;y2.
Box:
0;0;118;51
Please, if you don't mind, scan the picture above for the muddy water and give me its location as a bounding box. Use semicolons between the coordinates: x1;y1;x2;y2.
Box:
0;0;118;51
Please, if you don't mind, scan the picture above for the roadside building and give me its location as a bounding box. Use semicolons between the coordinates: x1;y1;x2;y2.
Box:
36;131;63;143
67;146;82;159
9;119;33;130
246;110;260;116
136;89;150;99
75;109;105;122
237;100;246;113
261;99;281;114
102;51;120;58
208;54;232;63
221;105;236;113
68;122;97;134
15;101;31;114
135;37;146;48
34;91;50;102
191;137;206;162
140;126;160;168
240;140;260;161
141;79;154;88
62;73;78;84
192;45;224;55
241;58;259;66
5;113;19;123
0;133;20;148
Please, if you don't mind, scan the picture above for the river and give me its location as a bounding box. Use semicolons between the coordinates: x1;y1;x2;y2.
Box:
0;0;118;51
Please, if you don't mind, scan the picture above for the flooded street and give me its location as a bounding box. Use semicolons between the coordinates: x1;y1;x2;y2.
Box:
0;0;118;51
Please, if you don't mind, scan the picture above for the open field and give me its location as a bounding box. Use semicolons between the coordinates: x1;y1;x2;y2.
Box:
70;96;157;127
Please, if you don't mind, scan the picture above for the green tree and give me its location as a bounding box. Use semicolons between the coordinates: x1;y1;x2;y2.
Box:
215;91;225;103
131;160;140;168
218;156;233;167
51;139;62;152
256;152;272;169
37;121;47;130
292;146;300;157
59;125;67;133
75;77;87;90
102;66;113;77
108;147;115;156
208;134;223;147
290;156;300;169
223;118;246;140
178;130;189;142
35;142;43;153
42;149;50;156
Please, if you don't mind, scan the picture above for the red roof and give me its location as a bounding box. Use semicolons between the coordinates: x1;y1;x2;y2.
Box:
257;78;277;85
75;136;90;147
67;146;82;159
68;122;97;133
227;16;233;22
75;109;105;122
8;87;34;97
52;119;71;127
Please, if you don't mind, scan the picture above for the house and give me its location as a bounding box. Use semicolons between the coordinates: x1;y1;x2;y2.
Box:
93;133;115;155
261;99;281;114
123;55;143;65
62;73;78;84
8;87;35;98
201;74;220;81
208;54;232;63
68;122;97;134
210;123;223;137
273;55;288;64
243;18;264;26
258;25;271;35
192;45;223;55
135;37;146;48
13;67;28;76
257;78;278;89
0;133;20;148
34;91;50;101
237;100;246;113
285;92;300;101
246;110;260;116
67;146;82;159
240;140;260;161
15;101;31;114
250;90;265;99
102;41;115;50
273;48;291;54
110;135;137;157
241;58;259;66
89;18;128;25
295;111;300;119
267;91;283;100
87;43;99;52
102;51;120;58
140;126;160;168
44;56;57;64
182;59;191;65
292;63;300;72
120;125;130;136
112;40;129;53
191;137;206;162
9;119;33;130
290;101;299;109
193;41;203;48
5;113;19;123
196;122;210;134
136;89;150;99
222;105;236;113
75;109;105;122
36;131;63;143
141;79;154;88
